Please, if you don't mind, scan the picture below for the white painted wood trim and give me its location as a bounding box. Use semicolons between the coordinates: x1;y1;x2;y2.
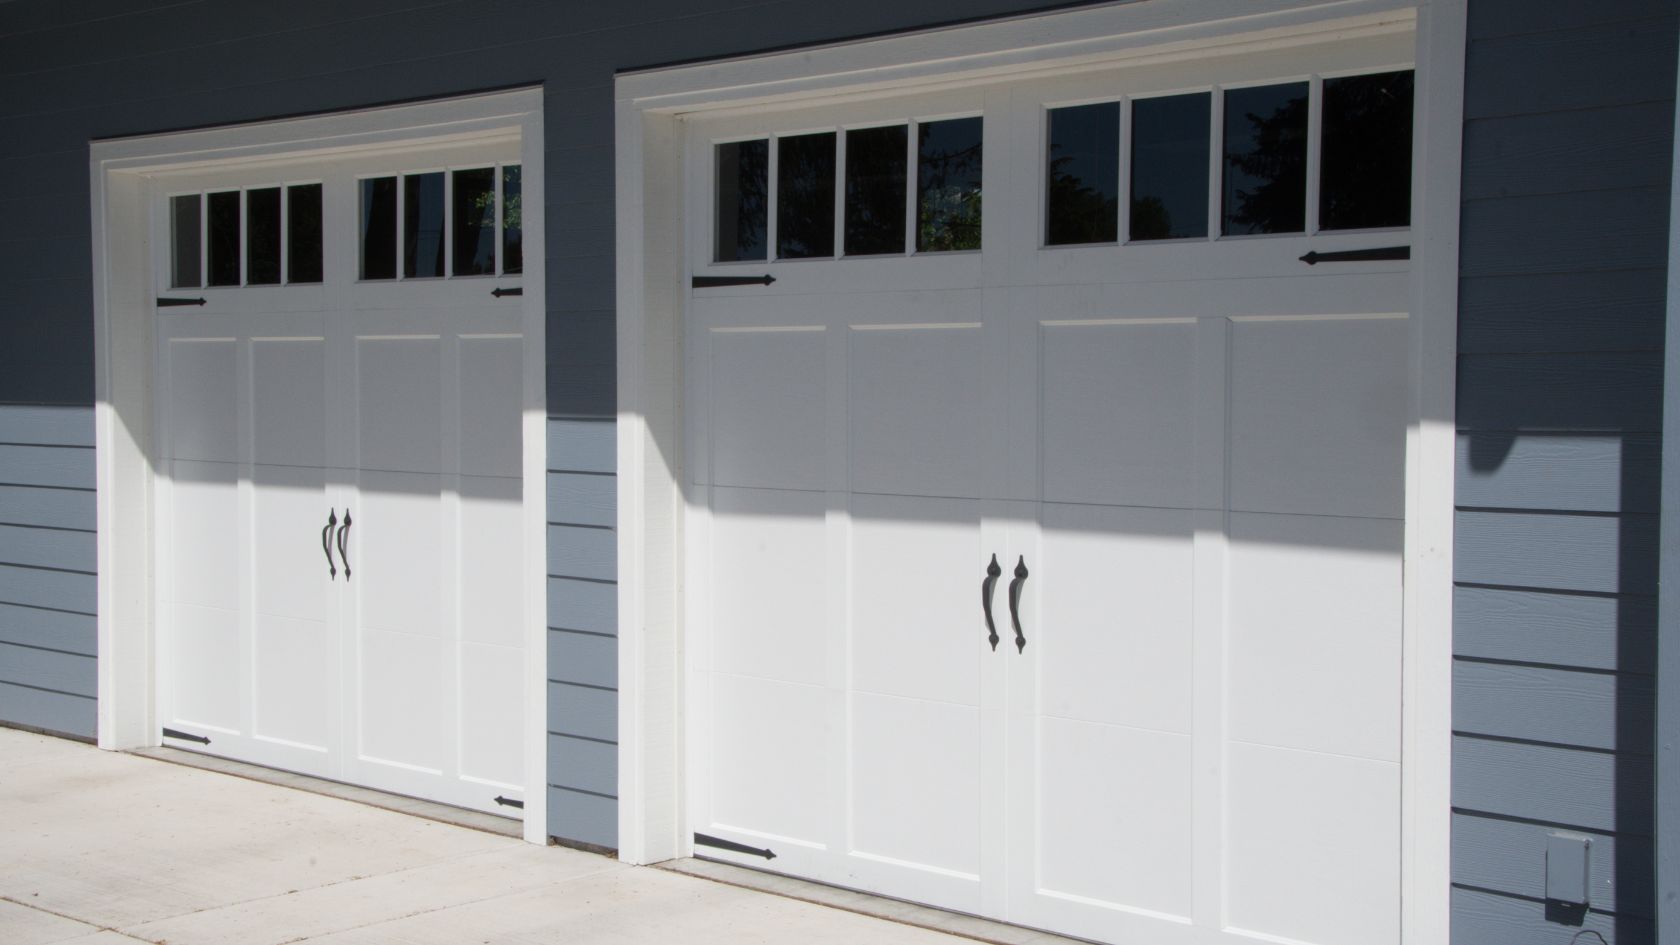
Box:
614;13;1463;936
89;87;549;844
516;102;550;847
616;101;689;865
618;0;1415;111
1401;2;1464;943
1657;13;1680;941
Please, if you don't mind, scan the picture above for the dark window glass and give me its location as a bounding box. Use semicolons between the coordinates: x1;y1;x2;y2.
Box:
246;187;281;285
844;125;907;256
917;117;983;253
452;167;496;276
715;141;767;262
207;190;241;286
1131;93;1211;241
502;165;523;274
1321;70;1414;231
287;184;323;284
170;194;201;289
1222;82;1308;236
360;177;397;280
1046;103;1119;245
404;172;446;278
777;132;836;259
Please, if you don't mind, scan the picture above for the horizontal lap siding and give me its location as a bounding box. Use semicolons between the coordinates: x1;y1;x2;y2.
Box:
1453;3;1677;941
547;417;618;848
0;406;95;739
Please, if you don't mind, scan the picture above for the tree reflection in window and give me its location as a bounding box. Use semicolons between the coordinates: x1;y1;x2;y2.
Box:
917;117;983;252
1222;83;1308;235
1046;103;1119;245
777;132;836;258
716;140;767;262
1321;70;1413;231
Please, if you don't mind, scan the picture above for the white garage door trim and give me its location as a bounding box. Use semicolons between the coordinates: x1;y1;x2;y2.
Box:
613;1;1464;942
89;87;551;845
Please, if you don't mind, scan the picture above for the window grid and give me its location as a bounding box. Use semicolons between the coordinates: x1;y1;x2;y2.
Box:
166;181;328;290
712;113;985;264
1041;67;1413;249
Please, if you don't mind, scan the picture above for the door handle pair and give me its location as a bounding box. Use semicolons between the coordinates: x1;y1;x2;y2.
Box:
981;554;1029;653
321;509;353;580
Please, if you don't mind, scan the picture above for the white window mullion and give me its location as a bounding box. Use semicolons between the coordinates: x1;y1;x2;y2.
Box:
443;169;454;278
279;184;290;284
833;129;846;257
767;137;780;261
905;122;919;255
1305;74;1324;236
396;175;406;280
238;188;249;286
1117;97;1133;245
199;192;208;288
1208;88;1224;240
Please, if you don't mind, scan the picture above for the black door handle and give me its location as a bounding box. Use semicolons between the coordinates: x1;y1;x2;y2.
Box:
981;554;1002;651
322;510;338;580
336;510;352;581
1008;555;1029;653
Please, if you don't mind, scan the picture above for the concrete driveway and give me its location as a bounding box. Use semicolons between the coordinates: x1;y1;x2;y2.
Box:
0;728;972;945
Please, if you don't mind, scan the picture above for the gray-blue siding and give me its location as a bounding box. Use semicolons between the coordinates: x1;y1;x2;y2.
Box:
1453;2;1676;942
0;406;97;740
0;0;1087;849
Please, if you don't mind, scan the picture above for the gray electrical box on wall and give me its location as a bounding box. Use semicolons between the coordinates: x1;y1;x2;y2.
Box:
1545;832;1592;906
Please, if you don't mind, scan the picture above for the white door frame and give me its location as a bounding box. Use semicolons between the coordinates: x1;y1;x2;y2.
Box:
88;87;551;845
614;1;1464;941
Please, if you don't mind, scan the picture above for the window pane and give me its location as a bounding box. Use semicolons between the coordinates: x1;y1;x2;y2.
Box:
1321;70;1414;231
715;141;767;262
360;177;397;280
1131;93;1210;241
917;117;982;253
502;165;523;274
170;194;201;289
777;132;836;259
246;187;281;285
1222;82;1308;236
1046;103;1119;245
844;125;907;256
452;167;496;276
207;190;241;287
287;184;323;284
404;172;446;278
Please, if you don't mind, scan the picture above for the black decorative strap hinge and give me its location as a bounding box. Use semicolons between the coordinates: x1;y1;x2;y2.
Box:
493;795;525;809
491;286;523;298
162;727;211;745
1299;246;1409;265
157;297;207;307
692;274;776;288
694;833;776;860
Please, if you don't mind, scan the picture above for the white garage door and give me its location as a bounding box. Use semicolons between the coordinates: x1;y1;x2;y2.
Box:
153;137;530;816
686;28;1413;945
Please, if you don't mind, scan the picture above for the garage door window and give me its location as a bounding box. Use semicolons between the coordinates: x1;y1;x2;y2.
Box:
917;116;983;252
359;164;522;281
1130;92;1211;241
845;125;908;256
168;183;325;289
1043;69;1413;247
1221;81;1309;236
1320;70;1414;230
1046;102;1120;244
713;117;985;262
